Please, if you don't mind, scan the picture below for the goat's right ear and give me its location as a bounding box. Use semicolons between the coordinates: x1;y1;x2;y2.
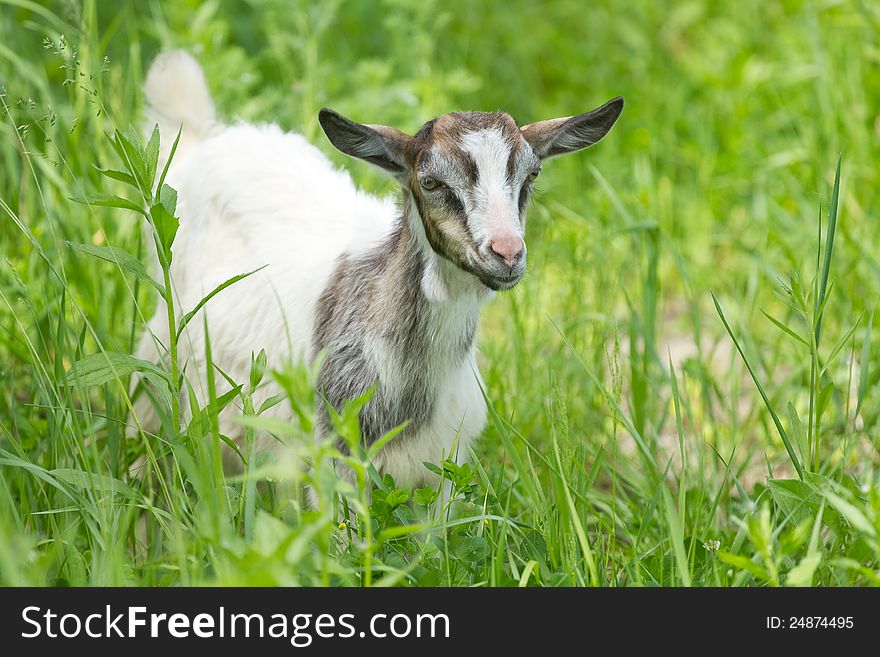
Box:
318;108;411;175
521;97;623;160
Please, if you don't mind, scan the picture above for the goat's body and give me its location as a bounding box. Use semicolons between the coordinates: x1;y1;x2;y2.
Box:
136;117;486;487
137;50;622;490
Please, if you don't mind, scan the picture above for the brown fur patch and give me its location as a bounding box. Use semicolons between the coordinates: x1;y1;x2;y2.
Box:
405;111;523;170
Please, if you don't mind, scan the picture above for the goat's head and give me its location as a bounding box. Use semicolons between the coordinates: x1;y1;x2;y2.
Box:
318;97;623;291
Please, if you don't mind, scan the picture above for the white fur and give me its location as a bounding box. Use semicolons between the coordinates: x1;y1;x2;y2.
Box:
374;354;486;485
143;51;220;171
458;128;525;252
365;294;487;486
135;52;489;488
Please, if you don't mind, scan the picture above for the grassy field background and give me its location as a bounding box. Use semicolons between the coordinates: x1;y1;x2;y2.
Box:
1;0;878;586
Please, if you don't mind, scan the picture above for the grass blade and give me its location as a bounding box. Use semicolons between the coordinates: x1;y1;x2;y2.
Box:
856;306;873;419
711;292;805;479
760;310;810;348
177;266;267;334
815;156;841;345
661;486;692;587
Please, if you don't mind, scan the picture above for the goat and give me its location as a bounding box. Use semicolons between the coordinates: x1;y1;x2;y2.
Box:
134;50;623;491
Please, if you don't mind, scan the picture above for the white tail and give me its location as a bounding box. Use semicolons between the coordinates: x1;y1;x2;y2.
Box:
143;50;217;167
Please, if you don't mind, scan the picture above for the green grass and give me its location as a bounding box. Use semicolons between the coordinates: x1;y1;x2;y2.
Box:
1;0;879;587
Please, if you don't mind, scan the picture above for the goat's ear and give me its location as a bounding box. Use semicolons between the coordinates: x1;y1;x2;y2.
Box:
521;96;623;160
319;108;411;174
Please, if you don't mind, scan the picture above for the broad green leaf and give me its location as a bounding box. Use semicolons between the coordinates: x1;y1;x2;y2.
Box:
785;553;821;586
249;348;268;389
413;486;438;507
769;478;816;525
718;551;767;580
159;183;177;216
453;535;490;563
92;166;137;188
786;403;808;466
788;500;825;586
75;192;146;216
140;370;174;413
144;124;160;186
820;489;876;538
67;242;164;295
150;201;179;265
111;128;151;197
385;487;410;508
830;558;880;585
815;382;833;427
257;392;286;416
65;351;168;388
122;126;152;196
807;473;874;538
422;462;444;477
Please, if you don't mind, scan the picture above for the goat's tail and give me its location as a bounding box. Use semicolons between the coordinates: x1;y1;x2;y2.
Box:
143;50;217;168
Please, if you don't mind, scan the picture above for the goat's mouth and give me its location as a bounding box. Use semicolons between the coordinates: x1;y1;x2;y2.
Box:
461;252;526;291
477;269;524;291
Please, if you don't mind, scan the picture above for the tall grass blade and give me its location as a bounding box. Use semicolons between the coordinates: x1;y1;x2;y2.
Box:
711;292;805;479
815;156;841;345
177;266;267;334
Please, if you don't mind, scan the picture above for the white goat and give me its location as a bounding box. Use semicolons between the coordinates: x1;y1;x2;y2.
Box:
135;51;622;489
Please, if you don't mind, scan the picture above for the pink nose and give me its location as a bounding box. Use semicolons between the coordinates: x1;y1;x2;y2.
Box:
489;235;524;268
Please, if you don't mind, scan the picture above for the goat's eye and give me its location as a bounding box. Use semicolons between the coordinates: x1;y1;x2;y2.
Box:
419;176;442;191
529;167;541;180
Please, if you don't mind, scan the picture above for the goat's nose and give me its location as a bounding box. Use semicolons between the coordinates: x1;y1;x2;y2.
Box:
488;235;525;268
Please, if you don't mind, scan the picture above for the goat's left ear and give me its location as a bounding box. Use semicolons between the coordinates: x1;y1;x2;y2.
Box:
521;96;623;160
319;108;411;175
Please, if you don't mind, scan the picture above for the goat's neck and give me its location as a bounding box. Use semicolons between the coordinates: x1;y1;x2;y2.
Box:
312;195;488;445
367;194;488;367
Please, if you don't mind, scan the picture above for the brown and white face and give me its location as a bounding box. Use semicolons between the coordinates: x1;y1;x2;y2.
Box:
319;97;623;291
